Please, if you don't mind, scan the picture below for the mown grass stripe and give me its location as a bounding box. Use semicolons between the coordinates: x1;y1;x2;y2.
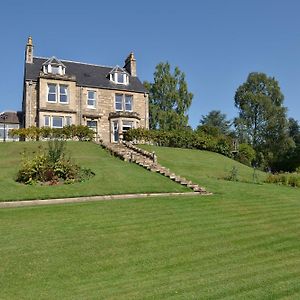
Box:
1;144;300;299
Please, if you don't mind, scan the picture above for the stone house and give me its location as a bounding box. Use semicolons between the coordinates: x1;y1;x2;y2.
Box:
22;37;149;143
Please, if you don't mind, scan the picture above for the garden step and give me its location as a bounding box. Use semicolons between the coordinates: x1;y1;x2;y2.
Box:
100;142;210;195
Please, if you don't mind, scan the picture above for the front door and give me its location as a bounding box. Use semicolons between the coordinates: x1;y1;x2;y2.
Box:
87;120;98;141
113;121;119;143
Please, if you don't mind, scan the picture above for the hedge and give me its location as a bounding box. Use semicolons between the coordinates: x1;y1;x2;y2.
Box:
124;128;233;157
9;125;95;141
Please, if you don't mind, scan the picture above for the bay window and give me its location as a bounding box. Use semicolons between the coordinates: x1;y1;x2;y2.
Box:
52;116;64;128
43;115;72;128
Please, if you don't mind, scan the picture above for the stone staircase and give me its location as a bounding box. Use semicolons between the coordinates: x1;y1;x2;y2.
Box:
100;141;210;195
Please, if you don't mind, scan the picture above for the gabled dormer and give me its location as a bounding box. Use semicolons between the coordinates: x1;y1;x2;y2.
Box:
42;56;66;75
108;65;129;85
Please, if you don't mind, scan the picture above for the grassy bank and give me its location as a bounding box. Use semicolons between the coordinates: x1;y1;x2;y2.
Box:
0;141;187;201
1;143;300;299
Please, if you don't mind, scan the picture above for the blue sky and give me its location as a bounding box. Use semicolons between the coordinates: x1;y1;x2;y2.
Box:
0;0;300;128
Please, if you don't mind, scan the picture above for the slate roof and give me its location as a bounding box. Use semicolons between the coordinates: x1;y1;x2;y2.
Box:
0;111;22;124
25;57;148;93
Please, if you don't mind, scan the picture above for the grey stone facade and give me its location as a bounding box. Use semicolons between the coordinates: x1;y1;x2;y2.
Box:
22;37;149;143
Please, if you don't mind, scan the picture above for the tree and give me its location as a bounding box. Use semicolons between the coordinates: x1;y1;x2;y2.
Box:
197;110;231;135
275;118;300;171
145;62;193;130
288;118;300;144
234;72;294;167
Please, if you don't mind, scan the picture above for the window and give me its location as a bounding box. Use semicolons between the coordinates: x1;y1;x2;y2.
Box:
47;84;69;103
115;94;123;111
44;115;50;127
117;73;124;83
59;85;68;103
87;120;97;132
115;72;128;84
48;84;57;102
125;95;133;111
52;116;64;128
109;66;129;85
42;57;66;75
87;91;96;108
43;115;71;128
65;116;72;126
122;121;133;132
115;94;133;112
51;66;60;74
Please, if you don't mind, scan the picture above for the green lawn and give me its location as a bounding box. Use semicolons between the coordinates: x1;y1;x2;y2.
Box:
1;143;300;299
139;144;268;190
0;141;187;201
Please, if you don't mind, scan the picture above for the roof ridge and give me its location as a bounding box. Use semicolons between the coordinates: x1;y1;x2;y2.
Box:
1;110;16;113
34;56;114;69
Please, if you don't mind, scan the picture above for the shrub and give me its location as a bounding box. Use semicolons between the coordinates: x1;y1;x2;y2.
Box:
10;125;94;141
47;140;66;164
124;128;233;158
265;173;300;188
224;166;239;181
288;175;300;187
16;141;95;185
235;143;256;166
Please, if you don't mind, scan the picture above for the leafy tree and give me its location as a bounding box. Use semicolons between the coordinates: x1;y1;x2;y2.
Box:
145;62;193;130
234;72;294;167
274;118;300;171
288;118;300;144
197;110;231;135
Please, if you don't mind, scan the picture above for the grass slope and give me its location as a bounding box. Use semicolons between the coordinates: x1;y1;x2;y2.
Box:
139;145;267;190
1;144;300;299
0;142;187;201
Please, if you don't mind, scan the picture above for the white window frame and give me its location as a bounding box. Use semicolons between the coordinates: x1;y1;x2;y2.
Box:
42;115;72;128
87;90;96;108
44;115;50;127
110;72;129;85
125;95;133;112
122;120;133;132
87;120;97;132
47;84;57;102
46;65;64;75
115;94;133;112
115;94;123;111
47;84;69;104
52;116;64;128
59;85;68;104
51;66;60;74
65;116;72;126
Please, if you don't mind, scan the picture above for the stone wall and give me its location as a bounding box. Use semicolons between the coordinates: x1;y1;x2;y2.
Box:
23;78;149;143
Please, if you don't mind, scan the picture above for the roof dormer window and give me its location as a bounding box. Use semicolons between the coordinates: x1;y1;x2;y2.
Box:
109;65;129;85
42;56;66;75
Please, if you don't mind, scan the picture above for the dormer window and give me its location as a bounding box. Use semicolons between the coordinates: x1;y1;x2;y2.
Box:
42;56;66;75
109;65;129;85
51;66;60;74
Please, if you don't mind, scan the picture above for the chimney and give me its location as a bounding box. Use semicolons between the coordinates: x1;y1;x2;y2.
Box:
25;36;34;64
124;52;136;77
